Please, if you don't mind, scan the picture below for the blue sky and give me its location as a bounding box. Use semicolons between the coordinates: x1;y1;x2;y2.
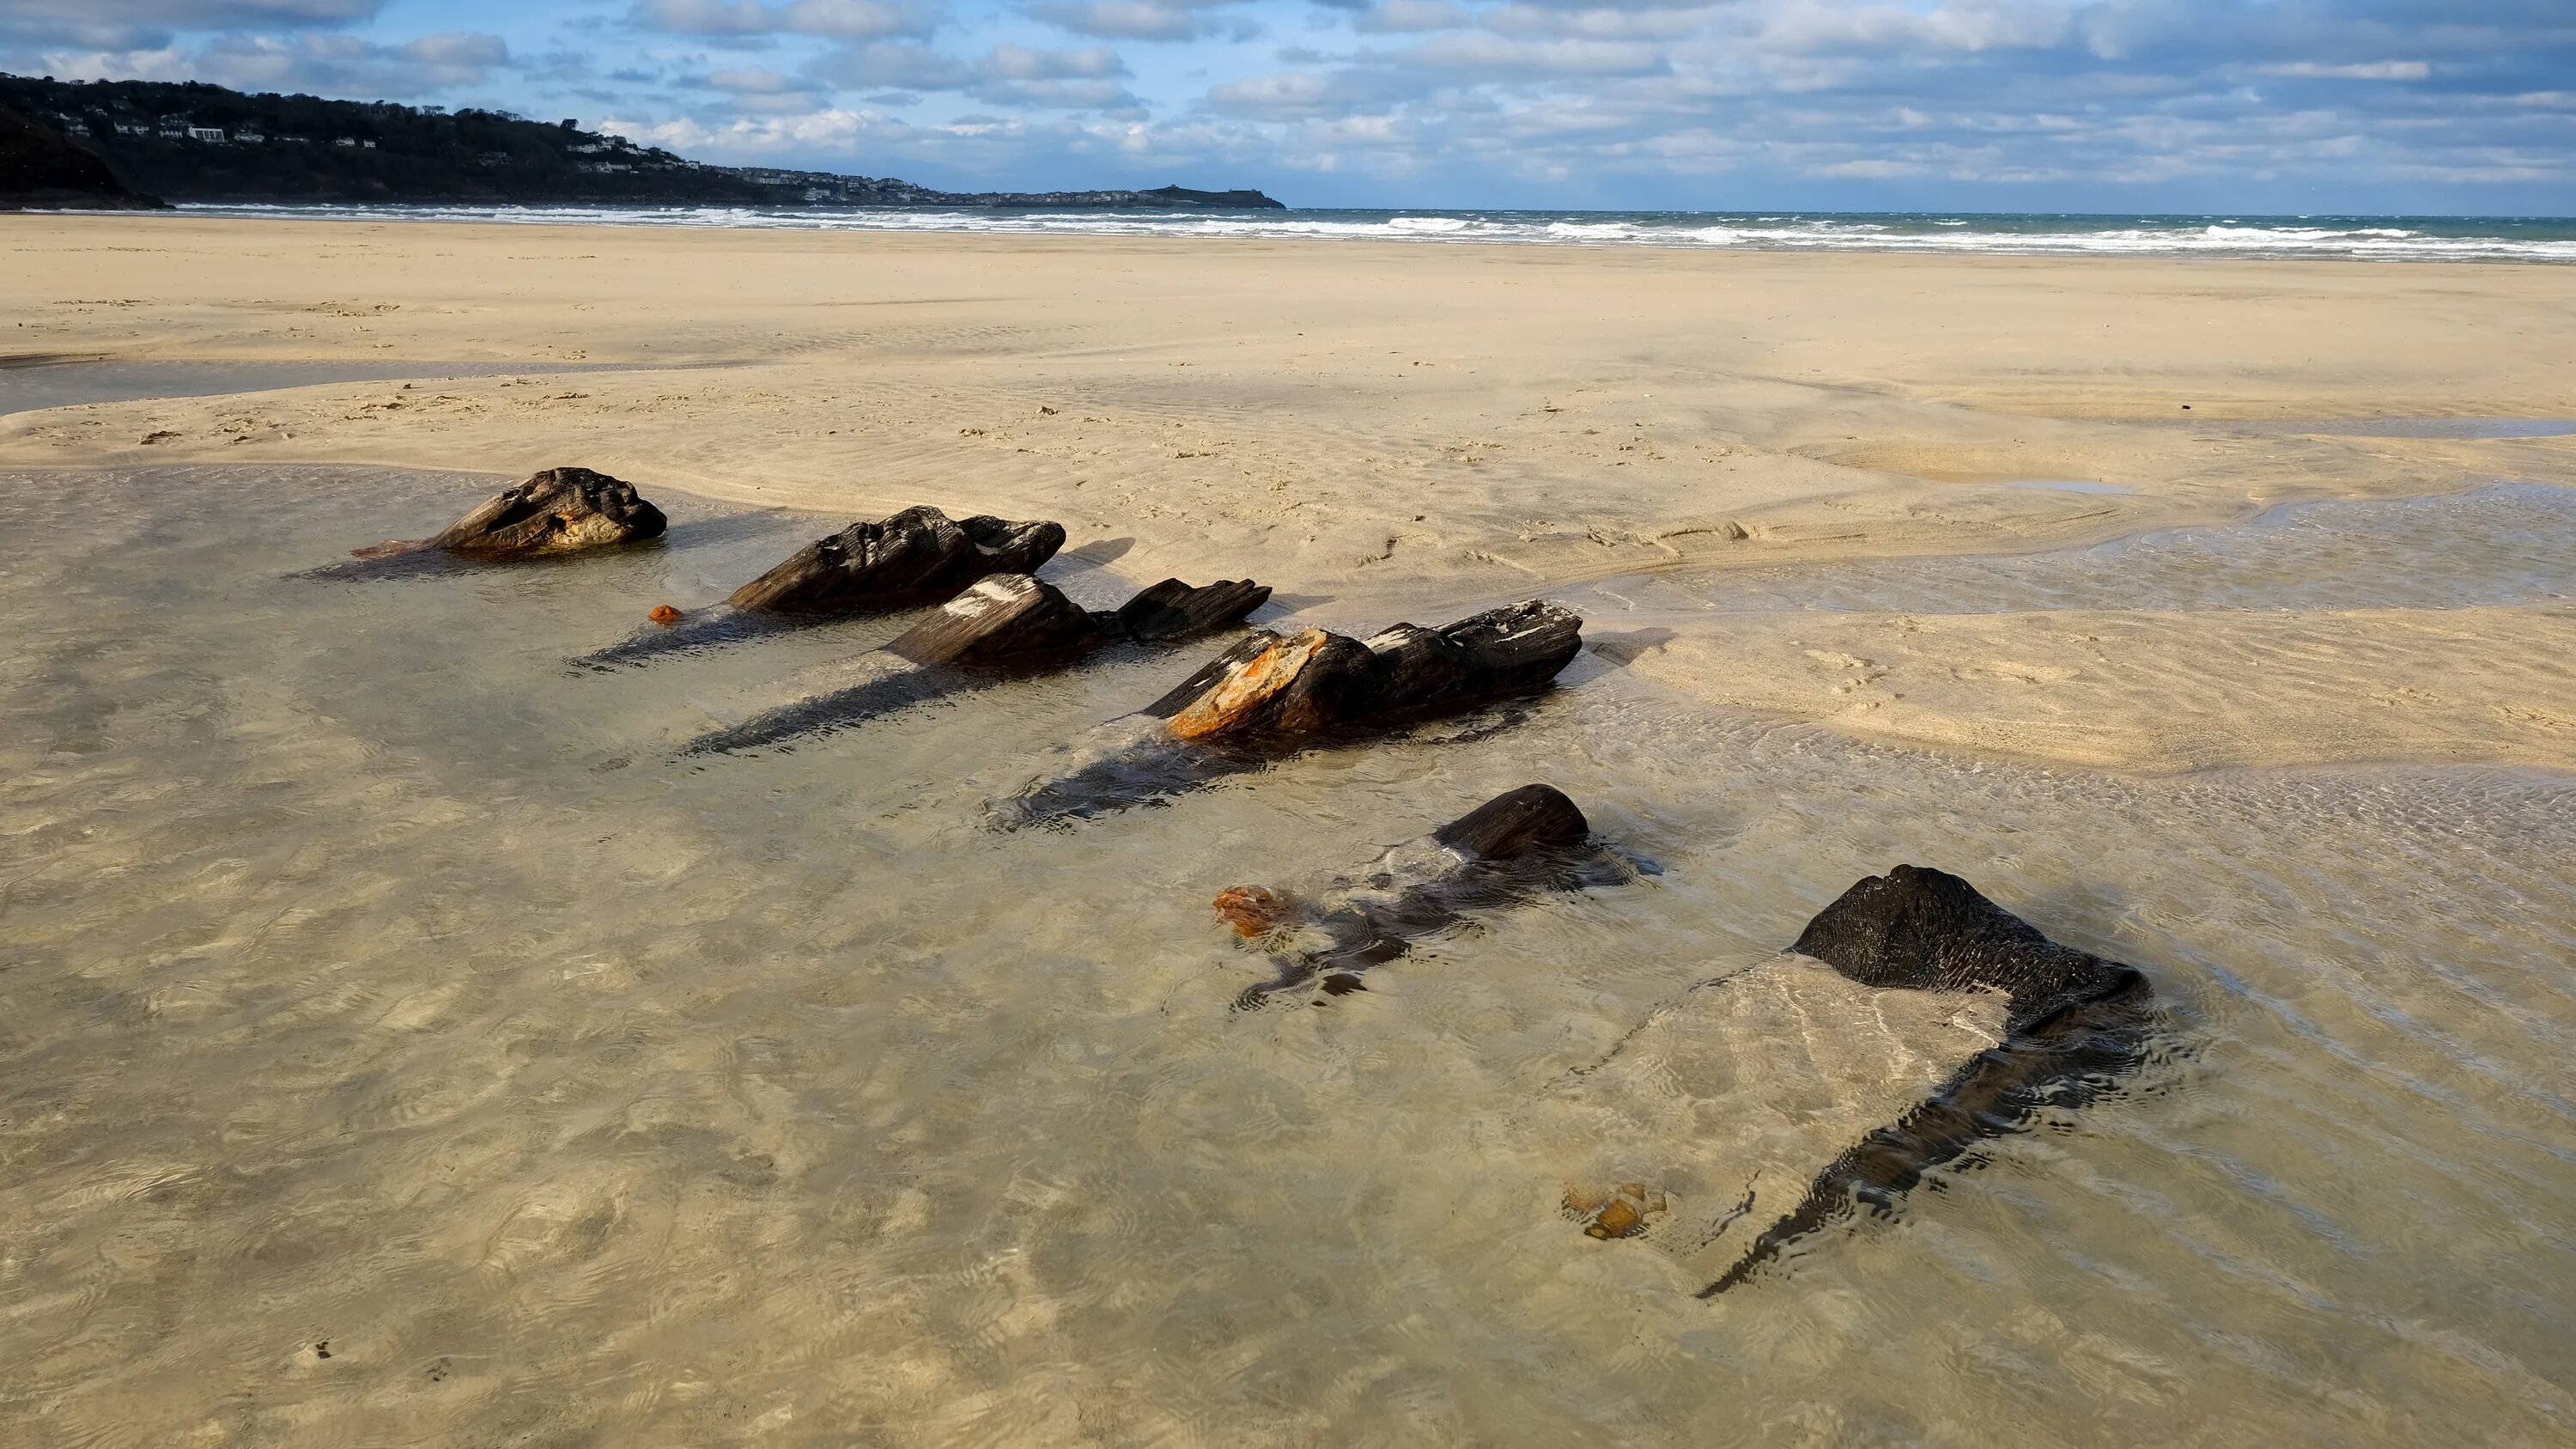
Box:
5;0;2572;210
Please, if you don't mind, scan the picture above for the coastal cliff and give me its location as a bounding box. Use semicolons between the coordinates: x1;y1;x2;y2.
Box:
0;102;164;210
0;75;1281;210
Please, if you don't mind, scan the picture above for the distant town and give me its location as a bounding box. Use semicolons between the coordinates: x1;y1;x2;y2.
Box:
0;73;1282;210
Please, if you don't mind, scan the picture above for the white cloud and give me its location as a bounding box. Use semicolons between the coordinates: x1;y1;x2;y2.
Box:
627;0;940;41
2257;60;2432;80
35;29;513;95
0;0;382;50
805;40;1141;110
1352;0;1471;34
1028;0;1255;43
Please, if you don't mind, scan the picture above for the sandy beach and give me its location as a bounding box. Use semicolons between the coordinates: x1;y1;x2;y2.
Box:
7;213;2573;772
8;216;2576;1447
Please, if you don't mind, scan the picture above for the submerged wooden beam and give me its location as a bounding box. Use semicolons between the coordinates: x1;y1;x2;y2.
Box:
1552;865;2155;1294
678;574;1271;755
990;600;1583;825
1217;783;1637;1005
574;503;1068;670
350;466;666;561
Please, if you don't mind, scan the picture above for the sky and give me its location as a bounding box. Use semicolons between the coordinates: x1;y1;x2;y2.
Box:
4;0;2572;211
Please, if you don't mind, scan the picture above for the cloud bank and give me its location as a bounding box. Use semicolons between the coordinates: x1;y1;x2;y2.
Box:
4;0;2569;209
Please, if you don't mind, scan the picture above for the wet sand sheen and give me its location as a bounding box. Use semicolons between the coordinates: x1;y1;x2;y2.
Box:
3;464;2573;1445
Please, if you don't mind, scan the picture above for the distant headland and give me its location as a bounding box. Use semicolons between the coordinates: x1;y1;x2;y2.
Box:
0;74;1284;211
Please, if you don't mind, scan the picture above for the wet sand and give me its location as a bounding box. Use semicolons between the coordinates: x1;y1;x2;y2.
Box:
3;216;2575;1445
3;212;2573;773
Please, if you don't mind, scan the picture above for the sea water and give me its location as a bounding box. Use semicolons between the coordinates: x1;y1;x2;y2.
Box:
168;204;2576;264
3;464;2573;1445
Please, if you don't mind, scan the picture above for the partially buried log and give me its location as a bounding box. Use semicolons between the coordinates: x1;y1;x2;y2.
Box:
989;600;1583;826
574;503;1068;670
1551;865;2156;1294
726;506;1065;613
1216;783;1640;1006
679;573;1270;755
350;466;667;560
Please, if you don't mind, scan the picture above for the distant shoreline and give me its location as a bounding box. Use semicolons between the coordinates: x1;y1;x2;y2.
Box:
109;200;2576;263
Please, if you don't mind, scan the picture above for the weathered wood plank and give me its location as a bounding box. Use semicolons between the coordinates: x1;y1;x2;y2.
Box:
573;504;1070;671
724;506;1065;614
350;466;666;561
992;600;1583;825
679;574;1270;754
1218;783;1637;1005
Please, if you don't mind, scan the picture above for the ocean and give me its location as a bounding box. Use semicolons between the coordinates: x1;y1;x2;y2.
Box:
174;202;2576;261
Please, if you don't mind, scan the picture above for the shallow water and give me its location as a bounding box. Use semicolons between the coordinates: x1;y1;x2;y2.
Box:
4;466;2574;1445
0;358;680;417
1568;484;2576;619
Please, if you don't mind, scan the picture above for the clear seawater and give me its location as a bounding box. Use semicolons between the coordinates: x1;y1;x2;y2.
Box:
5;460;2575;1444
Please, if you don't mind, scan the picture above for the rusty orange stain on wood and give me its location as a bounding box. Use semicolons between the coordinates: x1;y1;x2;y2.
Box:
1168;629;1327;740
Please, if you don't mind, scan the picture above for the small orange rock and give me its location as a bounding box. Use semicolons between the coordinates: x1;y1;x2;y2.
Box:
1213;885;1289;936
1587;1198;1644;1239
649;604;683;626
1564;1181;1667;1240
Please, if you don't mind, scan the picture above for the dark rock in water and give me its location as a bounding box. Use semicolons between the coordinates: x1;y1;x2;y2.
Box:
0;103;163;210
1219;783;1636;1007
1558;866;2156;1294
1695;866;2150;1293
725;506;1065;615
679;574;1270;754
350;466;666;561
990;600;1583;825
1789;865;2145;1032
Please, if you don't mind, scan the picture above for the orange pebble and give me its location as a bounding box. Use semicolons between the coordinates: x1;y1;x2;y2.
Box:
1212;885;1287;935
648;604;683;625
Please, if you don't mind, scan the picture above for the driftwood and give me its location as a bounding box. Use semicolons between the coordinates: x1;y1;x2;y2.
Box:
679;574;1271;755
1554;865;2155;1294
989;600;1583;826
574;504;1068;670
1216;784;1637;1005
351;466;667;560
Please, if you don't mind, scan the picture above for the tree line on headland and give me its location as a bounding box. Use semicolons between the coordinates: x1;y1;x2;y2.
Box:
0;73;1283;211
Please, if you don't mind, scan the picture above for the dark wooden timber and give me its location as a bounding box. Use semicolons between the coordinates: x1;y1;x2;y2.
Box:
349;466;666;561
887;574;1269;667
1696;866;2155;1296
725;506;1064;614
678;574;1271;754
990;600;1583;826
570;504;1069;670
1218;783;1635;1006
